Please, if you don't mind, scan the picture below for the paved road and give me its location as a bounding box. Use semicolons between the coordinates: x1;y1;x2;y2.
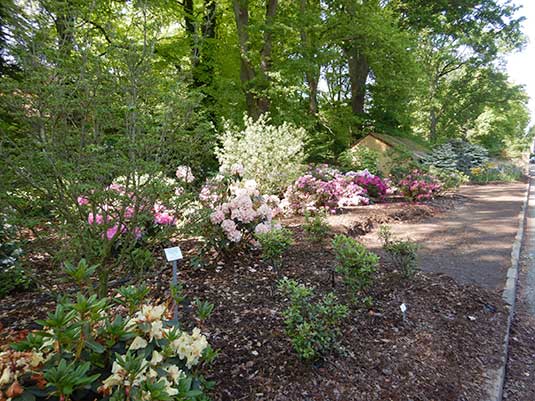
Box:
362;182;527;290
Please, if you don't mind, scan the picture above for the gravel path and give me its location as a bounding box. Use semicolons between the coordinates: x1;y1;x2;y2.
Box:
362;183;527;290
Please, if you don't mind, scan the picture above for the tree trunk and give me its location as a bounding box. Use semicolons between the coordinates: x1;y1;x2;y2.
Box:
429;107;438;142
299;0;319;115
232;0;277;119
346;46;369;115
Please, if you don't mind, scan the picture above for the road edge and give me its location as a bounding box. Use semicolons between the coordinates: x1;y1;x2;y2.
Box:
487;177;531;401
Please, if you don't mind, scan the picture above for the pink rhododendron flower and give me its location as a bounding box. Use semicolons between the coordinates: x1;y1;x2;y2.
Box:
77;196;89;206
107;183;125;193
132;227;143;239
88;212;105;225
254;222;271;234
210;209;225;224
105;225;119;240
124;207;135;219
154;212;175;225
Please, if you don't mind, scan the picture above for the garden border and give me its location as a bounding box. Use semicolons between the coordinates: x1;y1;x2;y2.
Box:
486;175;531;401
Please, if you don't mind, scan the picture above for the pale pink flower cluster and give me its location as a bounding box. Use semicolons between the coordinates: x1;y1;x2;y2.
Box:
175;165;195;183
201;175;282;246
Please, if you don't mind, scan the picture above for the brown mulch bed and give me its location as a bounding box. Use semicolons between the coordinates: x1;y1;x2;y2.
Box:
0;197;506;400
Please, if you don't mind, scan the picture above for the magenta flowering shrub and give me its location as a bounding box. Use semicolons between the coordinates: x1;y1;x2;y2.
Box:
196;165;283;254
347;170;388;201
397;170;442;201
78;181;177;242
282;165;389;214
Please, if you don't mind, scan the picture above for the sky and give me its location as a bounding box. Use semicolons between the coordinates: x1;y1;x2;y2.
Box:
507;0;535;122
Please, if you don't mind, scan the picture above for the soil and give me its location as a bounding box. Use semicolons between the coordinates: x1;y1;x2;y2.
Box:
0;184;525;401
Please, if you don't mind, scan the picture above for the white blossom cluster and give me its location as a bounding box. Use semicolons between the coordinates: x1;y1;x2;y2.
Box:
216;114;306;194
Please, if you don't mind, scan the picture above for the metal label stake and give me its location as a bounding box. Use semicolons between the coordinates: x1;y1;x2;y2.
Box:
164;246;183;325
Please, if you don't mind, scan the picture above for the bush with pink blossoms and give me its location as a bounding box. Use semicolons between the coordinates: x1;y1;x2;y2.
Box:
282;165;389;214
397;170;442;201
194;166;283;256
75;171;188;294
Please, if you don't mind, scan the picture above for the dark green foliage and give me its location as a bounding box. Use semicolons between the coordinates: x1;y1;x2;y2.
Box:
0;214;31;298
385;145;423;181
278;278;348;360
331;235;379;298
428;166;469;192
256;228;294;270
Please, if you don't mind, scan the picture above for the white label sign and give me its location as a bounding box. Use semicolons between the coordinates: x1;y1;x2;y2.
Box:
164;246;183;262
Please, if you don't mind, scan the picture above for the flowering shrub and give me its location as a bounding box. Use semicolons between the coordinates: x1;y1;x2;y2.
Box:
282;165;389;214
195;166;283;255
73;170;194;295
397;170;441;201
216;114;306;194
78;173;182;242
0;291;215;401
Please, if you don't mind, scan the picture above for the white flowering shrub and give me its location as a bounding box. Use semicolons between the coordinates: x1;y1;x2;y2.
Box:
216;114;307;195
1;290;216;401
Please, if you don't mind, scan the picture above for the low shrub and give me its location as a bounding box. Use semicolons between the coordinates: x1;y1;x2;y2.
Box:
195;167;283;256
397;170;441;201
427;166;469;193
379;225;419;278
303;211;330;243
283;165;388;214
216;114;306;194
470;162;524;184
385;146;422;182
278;278;348;360
0;215;31;298
255;227;294;270
338;146;380;176
0;292;216;401
331;235;379;300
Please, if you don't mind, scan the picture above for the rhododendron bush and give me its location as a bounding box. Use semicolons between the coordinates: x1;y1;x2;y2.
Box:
74;168;194;295
397;170;441;201
194;165;283;255
216;114;306;194
0;292;215;401
283;165;389;214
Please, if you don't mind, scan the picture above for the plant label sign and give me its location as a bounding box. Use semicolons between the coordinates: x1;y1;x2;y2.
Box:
164;246;183;262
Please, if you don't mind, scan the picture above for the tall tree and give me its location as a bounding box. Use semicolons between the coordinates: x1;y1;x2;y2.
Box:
232;0;278;118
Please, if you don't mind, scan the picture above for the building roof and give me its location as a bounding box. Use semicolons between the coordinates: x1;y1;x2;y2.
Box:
357;132;430;159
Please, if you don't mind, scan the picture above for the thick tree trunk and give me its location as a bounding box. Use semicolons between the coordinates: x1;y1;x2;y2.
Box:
346;46;369;115
232;0;277;119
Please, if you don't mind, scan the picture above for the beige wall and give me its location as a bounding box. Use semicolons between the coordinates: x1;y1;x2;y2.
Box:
355;136;393;174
